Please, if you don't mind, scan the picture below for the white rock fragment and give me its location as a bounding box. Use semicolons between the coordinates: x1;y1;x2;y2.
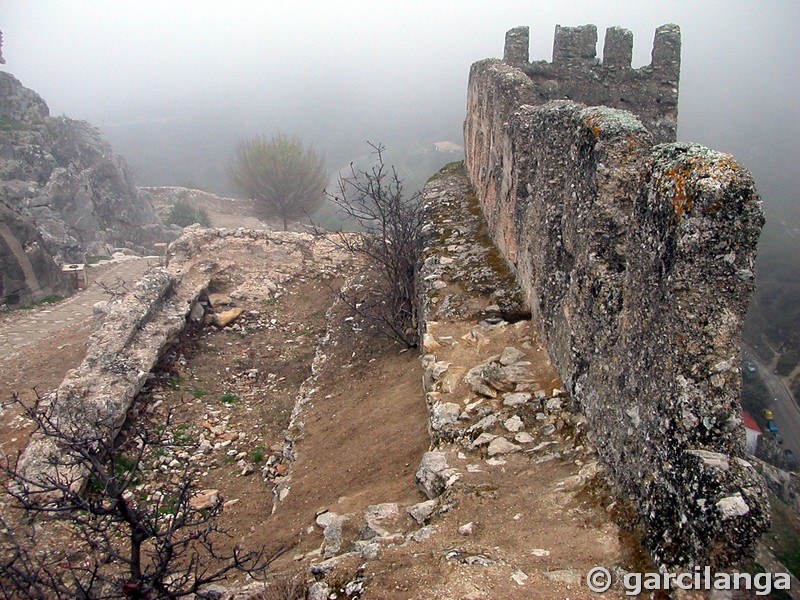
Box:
503;415;524;432
458;522;475;536
514;432;534;444
470;432;497;448
511;570;529;586
544;397;562;411
716;493;750;519
431;402;462;430
406;500;437;525
409;525;437;543
415;452;459;499
503;392;531;407
499;347;525;366
468;414;498;433
487;436;521;456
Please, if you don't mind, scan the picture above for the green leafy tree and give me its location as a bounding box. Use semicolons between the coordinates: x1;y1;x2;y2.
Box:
227;133;326;230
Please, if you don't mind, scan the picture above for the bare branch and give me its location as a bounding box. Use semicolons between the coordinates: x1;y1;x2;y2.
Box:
0;392;277;598
322;143;424;347
97;276;129;299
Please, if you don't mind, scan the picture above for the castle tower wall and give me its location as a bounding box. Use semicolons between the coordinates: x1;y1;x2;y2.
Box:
503;26;529;65
507;23;680;144
463;26;768;569
552;24;598;67
603;26;633;68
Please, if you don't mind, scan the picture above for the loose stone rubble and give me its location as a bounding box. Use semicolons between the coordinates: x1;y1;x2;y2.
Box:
16;227;354;493
220;162;629;599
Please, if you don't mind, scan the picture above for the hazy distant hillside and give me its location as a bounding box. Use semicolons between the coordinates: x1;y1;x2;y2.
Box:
100;102;464;197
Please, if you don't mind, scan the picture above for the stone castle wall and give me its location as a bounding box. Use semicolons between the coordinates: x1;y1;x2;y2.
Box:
464;25;768;568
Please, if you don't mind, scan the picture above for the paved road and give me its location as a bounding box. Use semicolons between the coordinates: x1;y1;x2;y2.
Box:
743;343;800;459
0;257;156;359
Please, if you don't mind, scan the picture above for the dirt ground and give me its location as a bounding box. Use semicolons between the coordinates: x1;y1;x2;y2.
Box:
0;241;632;599
0;320;90;456
125;270;431;575
5;216;790;599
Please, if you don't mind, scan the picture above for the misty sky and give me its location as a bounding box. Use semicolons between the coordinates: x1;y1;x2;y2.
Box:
3;0;799;215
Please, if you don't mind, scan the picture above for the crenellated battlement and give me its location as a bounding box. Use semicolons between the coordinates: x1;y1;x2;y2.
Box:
503;24;681;144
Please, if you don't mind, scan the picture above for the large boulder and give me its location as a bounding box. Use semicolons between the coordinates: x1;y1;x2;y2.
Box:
0;202;67;307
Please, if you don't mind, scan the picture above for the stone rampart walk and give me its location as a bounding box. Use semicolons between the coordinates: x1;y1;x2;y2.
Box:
0;257;157;359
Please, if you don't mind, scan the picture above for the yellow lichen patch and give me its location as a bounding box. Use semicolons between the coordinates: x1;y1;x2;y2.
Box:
659;151;746;222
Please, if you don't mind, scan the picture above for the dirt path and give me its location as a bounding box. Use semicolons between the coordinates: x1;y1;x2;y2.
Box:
0;256;156;456
0;256;156;356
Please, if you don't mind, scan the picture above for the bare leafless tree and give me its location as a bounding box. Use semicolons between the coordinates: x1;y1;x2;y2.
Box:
0;392;282;599
322;143;425;348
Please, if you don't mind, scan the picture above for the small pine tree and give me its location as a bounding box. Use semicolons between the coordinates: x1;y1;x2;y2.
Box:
165;200;212;228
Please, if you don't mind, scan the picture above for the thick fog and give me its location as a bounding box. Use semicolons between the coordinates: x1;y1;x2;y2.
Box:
3;0;799;216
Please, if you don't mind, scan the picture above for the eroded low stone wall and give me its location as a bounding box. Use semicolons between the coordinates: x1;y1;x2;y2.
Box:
16;227;352;493
141;186;261;220
464;58;768;568
16;267;206;489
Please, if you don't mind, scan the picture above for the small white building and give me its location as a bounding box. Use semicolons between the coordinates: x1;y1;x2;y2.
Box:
742;411;762;454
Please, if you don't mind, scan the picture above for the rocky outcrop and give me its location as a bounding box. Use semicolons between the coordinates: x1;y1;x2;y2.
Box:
0;71;171;305
0;201;67;306
462;26;768;569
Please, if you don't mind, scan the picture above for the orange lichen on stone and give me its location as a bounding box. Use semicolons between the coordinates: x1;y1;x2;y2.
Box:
660;153;745;221
583;114;602;139
663;163;693;218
